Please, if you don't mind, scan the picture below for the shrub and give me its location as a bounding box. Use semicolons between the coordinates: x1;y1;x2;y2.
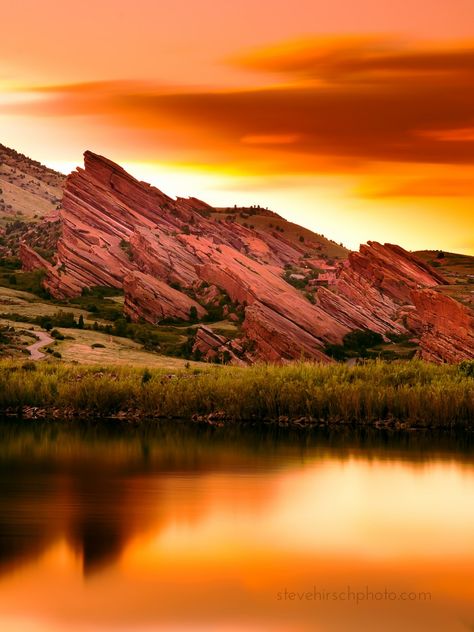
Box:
325;329;384;360
459;361;474;377
21;361;37;372
141;368;153;384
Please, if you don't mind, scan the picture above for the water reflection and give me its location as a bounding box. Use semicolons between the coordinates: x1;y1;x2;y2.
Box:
0;420;472;631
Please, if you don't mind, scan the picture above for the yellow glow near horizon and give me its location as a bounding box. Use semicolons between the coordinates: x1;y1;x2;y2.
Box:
43;158;474;254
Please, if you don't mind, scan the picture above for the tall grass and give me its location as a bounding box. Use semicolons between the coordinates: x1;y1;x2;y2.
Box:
0;360;472;427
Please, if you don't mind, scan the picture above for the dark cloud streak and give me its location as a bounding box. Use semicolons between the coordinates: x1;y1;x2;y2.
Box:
4;37;474;170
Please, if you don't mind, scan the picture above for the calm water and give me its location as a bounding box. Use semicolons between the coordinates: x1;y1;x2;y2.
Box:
0;420;472;632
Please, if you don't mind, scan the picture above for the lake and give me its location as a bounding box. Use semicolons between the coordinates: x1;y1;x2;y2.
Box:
0;420;472;632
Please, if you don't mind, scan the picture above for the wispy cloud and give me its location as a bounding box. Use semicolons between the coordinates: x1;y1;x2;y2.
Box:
3;37;474;176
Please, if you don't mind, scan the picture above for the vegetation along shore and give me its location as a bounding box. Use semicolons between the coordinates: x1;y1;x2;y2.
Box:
1;360;472;428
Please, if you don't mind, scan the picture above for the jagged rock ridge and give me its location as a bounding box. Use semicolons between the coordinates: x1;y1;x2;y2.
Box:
19;150;473;364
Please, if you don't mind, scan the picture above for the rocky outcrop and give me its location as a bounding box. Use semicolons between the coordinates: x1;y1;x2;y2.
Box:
22;149;468;364
19;243;82;298
242;302;332;363
19;242;50;274
129;228;200;287
344;242;447;304
123;271;206;323
409;289;474;363
313;241;448;338
192;326;249;365
316;282;404;336
197;245;349;345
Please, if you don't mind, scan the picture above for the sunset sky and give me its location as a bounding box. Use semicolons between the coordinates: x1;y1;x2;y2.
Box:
1;0;474;253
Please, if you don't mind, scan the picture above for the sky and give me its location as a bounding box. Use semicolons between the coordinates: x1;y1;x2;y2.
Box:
1;0;474;254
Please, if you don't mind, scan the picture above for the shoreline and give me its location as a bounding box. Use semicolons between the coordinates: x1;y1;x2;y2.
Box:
1;406;473;430
0;358;472;430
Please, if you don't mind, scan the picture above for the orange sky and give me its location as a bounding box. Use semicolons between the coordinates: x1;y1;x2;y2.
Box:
1;0;474;253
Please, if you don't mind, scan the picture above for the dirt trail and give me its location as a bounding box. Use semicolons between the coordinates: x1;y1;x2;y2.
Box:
27;330;53;360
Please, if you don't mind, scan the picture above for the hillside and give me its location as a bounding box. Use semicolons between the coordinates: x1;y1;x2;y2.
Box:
212;206;348;261
10;149;471;365
0;144;64;259
0;144;64;222
0;144;472;365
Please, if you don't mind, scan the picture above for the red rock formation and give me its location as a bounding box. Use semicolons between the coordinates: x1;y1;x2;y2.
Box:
409;289;474;363
24;150;466;364
242;302;332;363
123;271;206;323
316;284;404;336
192;326;249;365
129;228;200;287
19;243;82;298
196;244;350;350
344;242;446;304
312;241;448;338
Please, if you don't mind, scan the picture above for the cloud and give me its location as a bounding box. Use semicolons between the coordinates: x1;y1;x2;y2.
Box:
3;37;474;176
361;177;474;198
241;133;302;145
234;36;474;82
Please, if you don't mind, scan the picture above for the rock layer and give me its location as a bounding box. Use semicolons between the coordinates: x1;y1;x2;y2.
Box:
346;242;447;303
123;271;206;323
192;326;249;366
409;289;474;363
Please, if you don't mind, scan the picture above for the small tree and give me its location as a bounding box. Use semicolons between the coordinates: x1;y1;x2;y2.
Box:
141;368;152;384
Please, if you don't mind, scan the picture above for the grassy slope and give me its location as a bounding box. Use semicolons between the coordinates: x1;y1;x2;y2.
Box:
212;208;348;260
0;145;64;225
47;327;203;368
0;316;203;369
0;289;88;320
0;324;37;359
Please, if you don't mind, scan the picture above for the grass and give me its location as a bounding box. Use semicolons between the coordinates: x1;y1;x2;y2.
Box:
0;359;472;427
44;327;201;368
0;324;35;359
0;318;201;368
0;266;51;297
0;285;43;302
0;303;87;321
